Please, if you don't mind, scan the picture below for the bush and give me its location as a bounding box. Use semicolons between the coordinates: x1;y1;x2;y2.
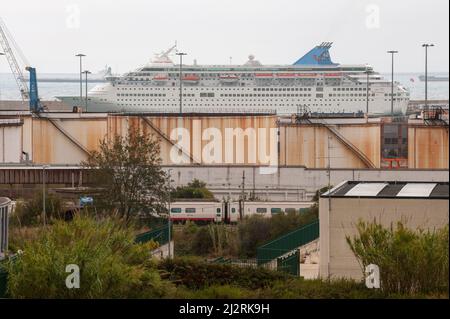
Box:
174;222;239;257
238;209;318;258
158;257;290;290
171;179;214;199
6;215;172;298
11;191;64;227
346;220;449;295
173;210;318;258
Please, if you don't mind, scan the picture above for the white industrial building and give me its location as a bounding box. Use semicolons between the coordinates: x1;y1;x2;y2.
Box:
319;181;449;280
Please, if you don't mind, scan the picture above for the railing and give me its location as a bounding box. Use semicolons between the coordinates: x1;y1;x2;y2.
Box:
257;220;319;266
277;250;300;276
117;107;277;115
134;223;171;246
209;257;258;268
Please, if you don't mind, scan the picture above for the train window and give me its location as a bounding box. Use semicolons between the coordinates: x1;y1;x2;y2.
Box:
185;208;196;213
271;208;282;214
231;208;236;213
171;208;182;213
216;208;221;213
285;208;296;213
256;208;267;214
299;208;309;214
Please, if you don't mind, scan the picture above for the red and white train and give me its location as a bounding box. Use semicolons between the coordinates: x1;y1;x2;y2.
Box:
169;200;314;224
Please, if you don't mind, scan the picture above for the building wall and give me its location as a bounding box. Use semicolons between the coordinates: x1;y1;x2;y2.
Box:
408;126;449;169
0;113;448;169
279;124;381;168
108;115;277;165
319;197;449;280
32;117;108;164
0;124;22;163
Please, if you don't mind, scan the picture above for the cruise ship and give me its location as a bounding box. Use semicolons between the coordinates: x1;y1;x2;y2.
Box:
58;43;410;115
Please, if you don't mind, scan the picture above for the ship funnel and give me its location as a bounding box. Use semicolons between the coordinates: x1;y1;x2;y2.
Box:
293;43;337;66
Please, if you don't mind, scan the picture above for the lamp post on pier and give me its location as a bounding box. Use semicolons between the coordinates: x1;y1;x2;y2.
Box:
422;44;434;112
75;53;86;108
387;50;398;116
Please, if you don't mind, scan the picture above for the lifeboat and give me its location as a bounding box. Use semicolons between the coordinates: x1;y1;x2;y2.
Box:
276;73;296;79
182;75;200;84
324;73;341;77
297;73;317;78
153;74;169;82
219;74;239;83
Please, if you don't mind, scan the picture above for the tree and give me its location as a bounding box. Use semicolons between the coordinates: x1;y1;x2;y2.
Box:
83;129;169;223
171;179;214;199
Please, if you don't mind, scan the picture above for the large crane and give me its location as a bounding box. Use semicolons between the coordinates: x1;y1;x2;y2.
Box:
0;17;30;101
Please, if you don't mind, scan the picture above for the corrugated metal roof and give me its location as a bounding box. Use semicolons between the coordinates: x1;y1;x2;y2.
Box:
345;183;388;197
322;181;449;199
396;183;437;197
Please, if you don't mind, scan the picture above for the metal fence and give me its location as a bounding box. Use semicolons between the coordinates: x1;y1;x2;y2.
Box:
209;257;258;268
277;250;300;276
134;223;171;246
0;265;7;298
256;220;319;266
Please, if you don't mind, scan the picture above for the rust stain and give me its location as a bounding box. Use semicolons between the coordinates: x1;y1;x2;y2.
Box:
24;114;449;168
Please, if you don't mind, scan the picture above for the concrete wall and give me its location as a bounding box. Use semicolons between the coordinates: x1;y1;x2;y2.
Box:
319;197;449;281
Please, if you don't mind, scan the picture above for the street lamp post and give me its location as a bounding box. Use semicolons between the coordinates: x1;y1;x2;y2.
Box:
167;169;173;258
42;165;49;226
422;44;434;112
387;51;398;116
82;70;91;111
75;54;86;108
176;52;187;114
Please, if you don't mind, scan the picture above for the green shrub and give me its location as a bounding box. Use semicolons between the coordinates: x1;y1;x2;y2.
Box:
238;209;318;258
11;191;64;227
6;215;172;298
346;220;449;295
158;257;290;290
173;209;318;258
171;179;214;199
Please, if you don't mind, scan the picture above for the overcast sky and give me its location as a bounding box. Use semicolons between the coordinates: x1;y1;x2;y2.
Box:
1;0;448;74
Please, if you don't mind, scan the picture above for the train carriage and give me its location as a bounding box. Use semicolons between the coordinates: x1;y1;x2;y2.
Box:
170;200;314;224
